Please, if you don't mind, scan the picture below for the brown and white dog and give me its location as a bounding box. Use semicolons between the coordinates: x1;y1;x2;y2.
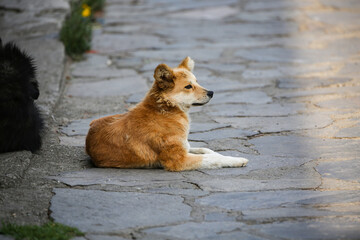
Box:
86;57;248;171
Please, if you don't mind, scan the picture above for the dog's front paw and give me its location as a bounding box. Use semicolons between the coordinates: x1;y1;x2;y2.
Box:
200;154;248;169
225;156;248;167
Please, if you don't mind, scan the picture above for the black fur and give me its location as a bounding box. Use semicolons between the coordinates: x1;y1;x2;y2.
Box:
0;39;44;153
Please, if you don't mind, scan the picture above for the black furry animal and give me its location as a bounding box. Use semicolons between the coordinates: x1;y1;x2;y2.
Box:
0;39;44;153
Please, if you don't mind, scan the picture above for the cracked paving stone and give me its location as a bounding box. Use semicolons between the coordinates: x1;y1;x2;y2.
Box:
316;95;360;110
143;222;261;240
249;135;360;159
188;128;256;141
214;113;333;133
335;121;360;138
197;190;360;220
251;217;360;240
67;76;148;98
316;159;360;182
193;174;321;192
210;91;272;105
51;188;191;233
49;168;184;187
189;123;230;133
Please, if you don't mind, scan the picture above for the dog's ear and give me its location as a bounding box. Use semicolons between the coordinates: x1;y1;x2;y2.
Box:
178;56;194;72
154;63;174;89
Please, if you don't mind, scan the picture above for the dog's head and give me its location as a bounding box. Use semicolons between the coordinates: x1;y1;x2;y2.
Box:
153;57;213;110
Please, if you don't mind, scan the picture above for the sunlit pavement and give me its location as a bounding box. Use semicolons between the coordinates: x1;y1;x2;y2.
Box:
1;0;360;239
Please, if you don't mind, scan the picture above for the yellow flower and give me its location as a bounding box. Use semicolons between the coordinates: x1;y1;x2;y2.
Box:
82;4;91;17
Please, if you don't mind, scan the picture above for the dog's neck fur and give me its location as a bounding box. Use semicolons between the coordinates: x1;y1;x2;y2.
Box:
143;84;190;115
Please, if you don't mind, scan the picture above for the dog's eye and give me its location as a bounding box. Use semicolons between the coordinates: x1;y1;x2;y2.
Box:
184;85;192;89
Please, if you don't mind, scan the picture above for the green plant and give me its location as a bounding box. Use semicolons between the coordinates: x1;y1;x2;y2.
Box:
60;1;92;59
0;221;84;240
84;0;105;12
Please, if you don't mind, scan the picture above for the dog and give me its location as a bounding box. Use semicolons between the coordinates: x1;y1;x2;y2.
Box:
0;39;44;153
86;57;248;171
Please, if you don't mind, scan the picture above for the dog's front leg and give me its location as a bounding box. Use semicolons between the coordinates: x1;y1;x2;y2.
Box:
199;154;248;169
189;147;218;155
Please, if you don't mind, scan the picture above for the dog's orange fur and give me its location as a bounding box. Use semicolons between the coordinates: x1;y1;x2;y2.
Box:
86;57;210;171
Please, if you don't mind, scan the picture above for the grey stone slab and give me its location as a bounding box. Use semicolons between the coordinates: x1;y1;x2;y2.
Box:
71;68;138;80
189;128;256;141
335;122;360;138
197;190;360;212
146;187;209;197
251;218;360;240
235;47;354;64
92;34;164;54
67;76;148;98
210;91;272;105
316;95;360;110
85;234;127;240
0;0;69;16
0;151;32;188
249;135;360;159
307;12;360;30
206;138;255;154
50;168;184;187
316;159;360;182
232;10;302;22
143;222;247;240
320;0;360;9
133;48;223;62
214;114;333;133
277;77;351;89
155;21;299;40
196;176;320;192
207;103;307;117
204;212;235;222
196;63;246;73
60;118;96;136
126;92;147;104
59;136;85;147
244;0;314;11
200;153;312;176
190;123;230;133
51;188;191;233
277;85;360;99
242;68;283;80
201;78;254;93
171;6;238;20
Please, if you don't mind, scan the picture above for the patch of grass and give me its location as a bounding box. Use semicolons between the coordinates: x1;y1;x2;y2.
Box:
60;1;92;60
0;221;84;240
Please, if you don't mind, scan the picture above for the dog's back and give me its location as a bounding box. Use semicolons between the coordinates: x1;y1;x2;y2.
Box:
0;39;43;153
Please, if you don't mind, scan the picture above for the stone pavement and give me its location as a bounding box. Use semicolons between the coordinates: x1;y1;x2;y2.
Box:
1;0;360;239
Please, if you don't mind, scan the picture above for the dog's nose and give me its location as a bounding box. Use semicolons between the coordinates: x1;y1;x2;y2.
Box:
207;91;214;98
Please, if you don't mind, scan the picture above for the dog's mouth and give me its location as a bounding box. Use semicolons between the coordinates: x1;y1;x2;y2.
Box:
192;103;205;106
